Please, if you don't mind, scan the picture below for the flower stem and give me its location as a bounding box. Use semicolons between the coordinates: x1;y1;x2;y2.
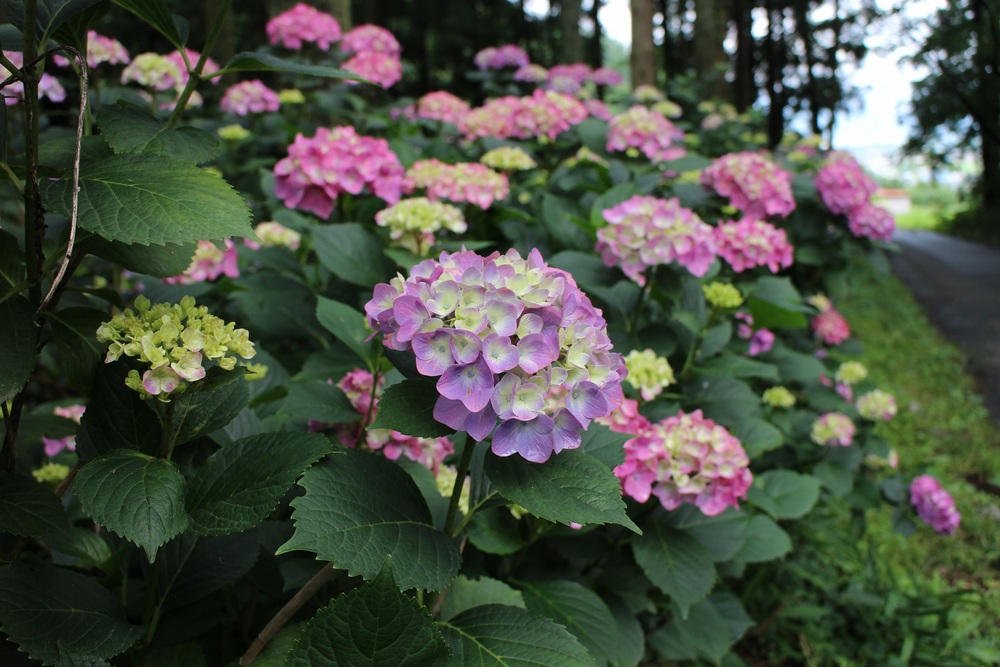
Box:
166;0;232;129
443;434;475;537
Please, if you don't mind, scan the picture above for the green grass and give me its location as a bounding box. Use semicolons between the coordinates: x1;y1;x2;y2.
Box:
894;203;967;233
840;260;1000;647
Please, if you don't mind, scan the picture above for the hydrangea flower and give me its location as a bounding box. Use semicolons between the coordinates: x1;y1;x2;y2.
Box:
364;248;627;464
811;308;851;346
340;24;401;55
910;474;960;535
375;197;467;255
97;295;255;401
274;126;404;218
164;240;239;285
814;152;877;216
762;386;796;408
279;88;306;104
835;361;868;385
342;51;402;89
623;349;675;401
480;146;537;171
847;202;895;242
513;63;548;82
631;84;664;102
702;282;743;309
856;389;898;421
413;90;470;124
591;67;623;86
701;152;796;219
403;159;509;210
545;63;591;95
606;106;686;163
52;31;130;68
1;51;66;106
474;44;530;70
459;89;588;142
735;312;775;356
714;218;794;273
218;124;251;141
584;98;612;121
221;79;281;115
244;221;302;251
613;410;752;516
811;412;855;446
598;397;651;435
266;3;342;50
41;404;86;457
121;52;185;91
597;195;717;283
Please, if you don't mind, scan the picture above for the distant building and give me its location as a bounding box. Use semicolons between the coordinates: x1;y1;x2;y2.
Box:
873;188;912;215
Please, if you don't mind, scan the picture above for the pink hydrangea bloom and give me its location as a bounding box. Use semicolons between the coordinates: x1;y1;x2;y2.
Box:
714;218;794;273
164;240;239;284
340;24;402;55
546;63;591;95
474;44;530;70
513;63;548;82
41;404;86;457
273;126;404;218
613;410;752;516
266;3;342;50
1;51;66;106
847;202;895;241
591;67;624;86
404;159;510;210
459;89;588;142
364;248;627;464
910;474;960;535
814;152;877;216
414;90;470;124
811;309;851;346
220;79;280;115
598;397;652;435
701;152;796;219
53;31;130;68
597;195;717;283
584;98;612;121
606;105;686;164
810;412;855;446
342;51;402;89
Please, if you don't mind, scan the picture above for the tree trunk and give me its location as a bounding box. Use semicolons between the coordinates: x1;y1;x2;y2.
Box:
559;0;584;63
973;0;1000;207
631;0;657;88
693;0;729;99
586;0;604;69
733;0;754;112
765;3;785;149
323;0;352;30
793;2;820;135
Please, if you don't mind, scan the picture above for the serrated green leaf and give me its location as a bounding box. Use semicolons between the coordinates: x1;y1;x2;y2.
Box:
42;154;252;246
697;352;780;381
286;562;449;667
43;527;113;570
278;449;461;591
0;296;37;404
466;506;523;555
633;517;716;618
647;597;733;662
732;514;791;563
690;376;761;425
579;422;629;469
663;505;750;563
0;561;143;664
50;1;110;60
74;449;188;560
280;380;358;425
48;307;105;393
98;105;220;163
313;223;395;286
79;235;196;278
0;474;70;538
158;532;259;609
370;377;455;438
765;345;827;384
76;361;162;462
748;470;821;520
4;0;106;38
165;367;249;448
185;432;331;535
315;296;373;364
441;576;525;621
215;51;364;81
485;450;639;533
733;416;784;458
605;594;644;667
540;192;591;250
519;580;619;666
439;604;598;667
111;0;183;47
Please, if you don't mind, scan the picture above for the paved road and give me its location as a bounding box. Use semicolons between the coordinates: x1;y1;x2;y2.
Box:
890;229;1000;423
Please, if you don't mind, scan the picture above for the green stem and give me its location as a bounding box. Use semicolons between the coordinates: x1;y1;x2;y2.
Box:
141;553;163;644
628;267;655;334
22;0;43;309
165;0;232;129
443;434;476;537
0;161;25;195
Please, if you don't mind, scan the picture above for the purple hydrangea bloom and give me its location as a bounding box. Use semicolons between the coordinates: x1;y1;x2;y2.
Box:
910;474;960;535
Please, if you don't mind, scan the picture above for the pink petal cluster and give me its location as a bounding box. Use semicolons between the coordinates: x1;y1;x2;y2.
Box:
701;151;796;219
53;31;130;68
910;474;960;535
164;240;239;284
606;105;686;164
810;412;855;446
364;248;627;464
474;44;530;70
810;297;851;346
41;404;86;457
847;202;895;242
513;64;548;82
545;63;591;95
1;51;66;106
598;397;651;435
584;98;612;121
342;50;403;89
403;159;510;209
612;409;752;517
273;126;404;218
714;218;794;273
736;313;775;356
340;24;402;55
266;2;342;50
814;152;877;216
220;79;281;115
413;90;470;124
459;89;588;141
590;67;624;86
597;195;717;283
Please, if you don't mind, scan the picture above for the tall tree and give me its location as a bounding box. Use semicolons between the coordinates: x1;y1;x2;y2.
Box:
558;0;585;63
631;0;657;88
692;0;728;99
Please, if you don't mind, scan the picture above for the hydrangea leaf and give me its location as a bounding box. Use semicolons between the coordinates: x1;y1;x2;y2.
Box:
662;505;751;563
733;416;784;458
0;229;25;289
518;579;620;666
370;377;456;438
41;154;252;246
74;449;188;561
277;449;461;591
99;105;221;163
747;470;822;520
4;0;107;38
540;193;592;250
731;514;792;563
185;432;331;536
75;361;163;463
441;576;525;621
0;295;37;404
689;377;761;424
484;449;639;533
647;597;734;663
279;380;359;426
79;236;197;279
286;562;450;667
466;506;524;555
632;517;716;618
111;0;184;48
156;532;259;609
765;345;827;384
315;296;375;365
438;604;598;667
578;423;630;470
48;307;107;393
312;223;395;288
215;51;365;82
0;474;70;539
605;594;645;667
0;561;143;664
165;366;250;448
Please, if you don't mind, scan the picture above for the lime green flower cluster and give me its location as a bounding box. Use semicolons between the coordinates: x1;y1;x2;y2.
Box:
33;463;71;487
762;386;796;408
624;348;676;401
96;295;256;401
374;197;467;255
278;88;306;104
703;282;744;309
565;146;608;168
651;99;682;119
434;465;470;515
218;124;251;141
480;146;537;171
834;361;868;385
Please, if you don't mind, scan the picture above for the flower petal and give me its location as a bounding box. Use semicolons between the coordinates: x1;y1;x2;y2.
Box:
492;415;555;463
437;357;495;412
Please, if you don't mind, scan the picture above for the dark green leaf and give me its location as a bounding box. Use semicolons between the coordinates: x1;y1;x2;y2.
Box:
540;193;591;250
0;561;142;664
165;367;250;447
441;576;525;621
185;432;331;536
158;532;259;609
466;506;523;555
79;235;196;279
485;450;639;533
0;229;25;289
74;449;188;560
50;1;110;58
48;307;105;393
690;377;760;425
579;422;629;469
697;352;779;381
519;580;619;666
278;449;461;591
5;0;106;38
663;505;750;563
370;377;455;438
0;474;70;538
43;527;113;570
315;296;373;365
111;0;183;47
98;105;220;163
605;594;644;667
547;250;620;295
765;345;826;384
280;380;358;425
647;597;733;662
215;51;364;81
732;514;791;563
76;360;162;462
632;517;716;618
313;223;395;286
0;296;37;403
747;470;821;520
589;182;640;231
733;417;784;458
42;154;252;246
